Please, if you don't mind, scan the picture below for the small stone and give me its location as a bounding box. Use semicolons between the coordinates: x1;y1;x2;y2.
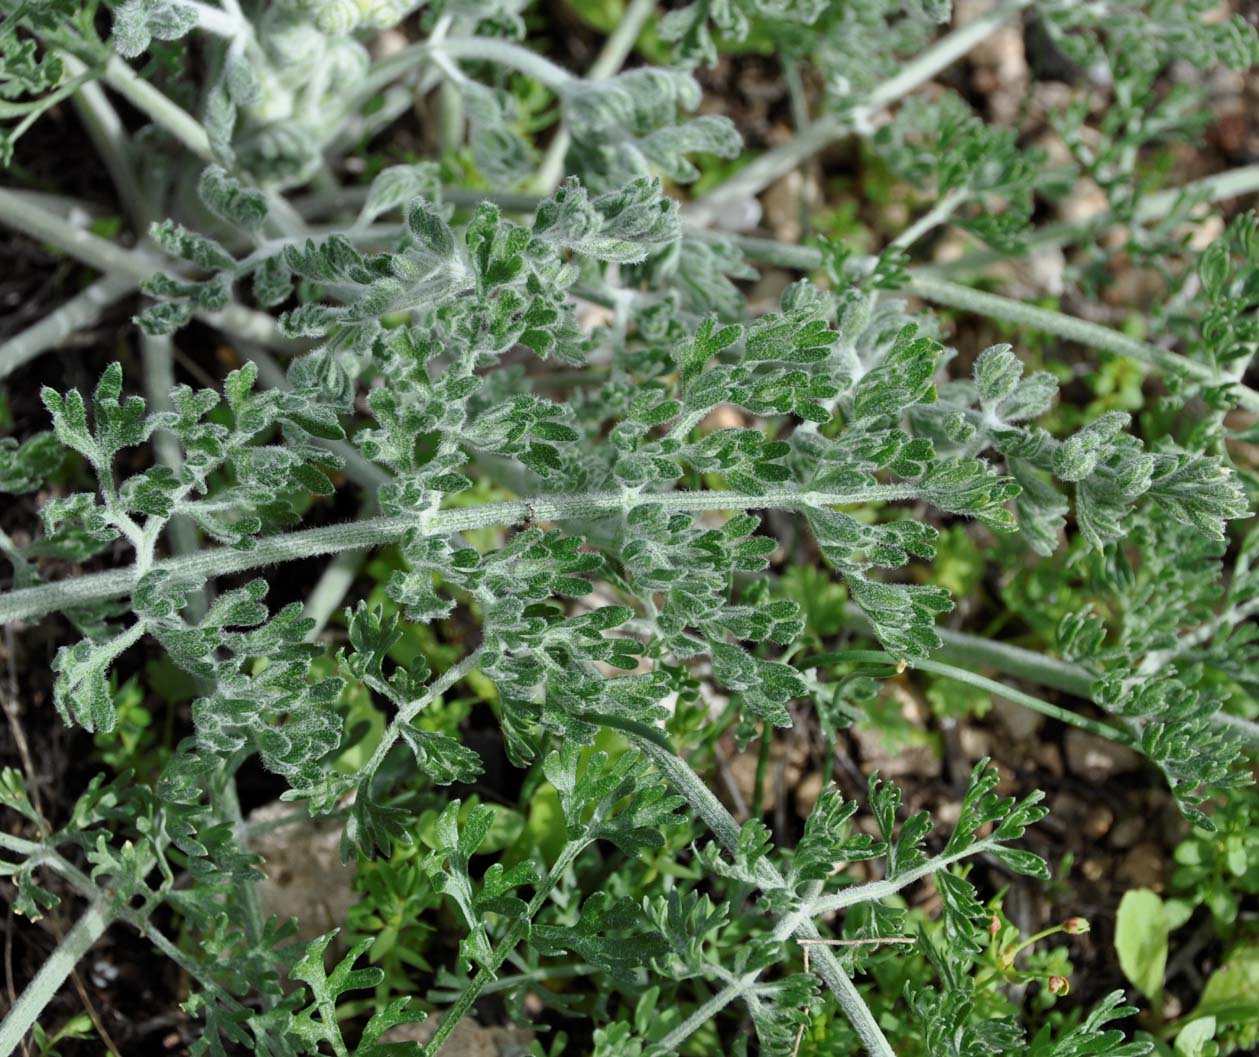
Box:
993;696;1045;742
959;726;992;760
389;1020;534;1057
247;800;358;943
1033;742;1064;777
795;771;824;817
1083;803;1114;840
1109;814;1144;850
1116;842;1166;891
1063;729;1143;782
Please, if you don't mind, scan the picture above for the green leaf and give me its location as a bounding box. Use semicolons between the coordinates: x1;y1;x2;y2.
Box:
1115;888;1168;1002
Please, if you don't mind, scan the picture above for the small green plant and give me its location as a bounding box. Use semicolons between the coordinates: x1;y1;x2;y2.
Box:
1;2;1258;1056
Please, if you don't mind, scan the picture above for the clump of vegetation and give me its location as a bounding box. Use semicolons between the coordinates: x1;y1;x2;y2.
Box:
1;1;1257;1056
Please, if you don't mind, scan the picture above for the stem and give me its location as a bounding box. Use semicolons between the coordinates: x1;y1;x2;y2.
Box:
302;549;367;641
532;0;655;194
99;55;212;159
707;224;1259;417
426;840;585;1057
929;625;1094;697
0;275;135;379
903;272;1259;414
354;650;484;789
934;163;1259;278
686;0;1030;226
438;37;574;91
913;656;1129;742
0;188;296;352
632;740;895;1057
0;897;114;1057
888;188;967;252
65;57;154;232
798;650;1128;743
809;839;1000;916
653;979;749;1053
0;485;924;624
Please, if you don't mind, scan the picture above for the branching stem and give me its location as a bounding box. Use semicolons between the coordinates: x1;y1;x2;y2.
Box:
1;485;924;624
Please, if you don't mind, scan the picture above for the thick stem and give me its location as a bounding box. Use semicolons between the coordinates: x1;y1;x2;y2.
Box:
933;163;1259;278
888;188;967;252
99;55;212;159
0;897;114;1057
809;839;999;916
1;485;924;624
698;225;1259;414
911;656;1128;743
653;977;749;1053
65;57;154;233
353;649;484;788
0;275;136;379
439;37;574;91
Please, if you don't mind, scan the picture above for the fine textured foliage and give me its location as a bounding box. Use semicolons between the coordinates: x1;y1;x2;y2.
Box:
1;2;1258;1057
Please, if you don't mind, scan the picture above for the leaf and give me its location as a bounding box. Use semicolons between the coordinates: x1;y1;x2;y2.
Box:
112;0;198;58
1115;888;1168;1002
199;166;268;233
360;162;442;224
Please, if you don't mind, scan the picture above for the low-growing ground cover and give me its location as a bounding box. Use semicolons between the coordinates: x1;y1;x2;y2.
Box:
1;2;1258;1056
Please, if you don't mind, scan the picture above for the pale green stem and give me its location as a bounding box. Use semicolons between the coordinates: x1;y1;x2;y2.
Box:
293;184;542;220
933;163;1259;277
924;620;1257;747
686;0;1031;226
0;275;135;379
928;624;1094;697
910;656;1128;743
302;548;368;641
439;37;574;91
888;188;967;252
353;649;484;790
653;976;752;1053
533;0;655;194
65;57;154;232
0;897;114;1057
633;736;895;1057
903;272;1259;415
426;839;586;1057
142;336;208;611
237;344;390;494
0;485;924;624
98;54;212;159
695;224;1259;415
0;188;295;351
809;839;1001;916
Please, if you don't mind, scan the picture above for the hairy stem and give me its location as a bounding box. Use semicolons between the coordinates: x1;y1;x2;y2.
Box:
934;162;1259;277
0;275;136;379
1;485;924;624
902;273;1259;414
0;189;293;351
699;228;1259;415
439;37;574;91
803;650;1128;743
631;734;895;1057
0;897;114;1057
